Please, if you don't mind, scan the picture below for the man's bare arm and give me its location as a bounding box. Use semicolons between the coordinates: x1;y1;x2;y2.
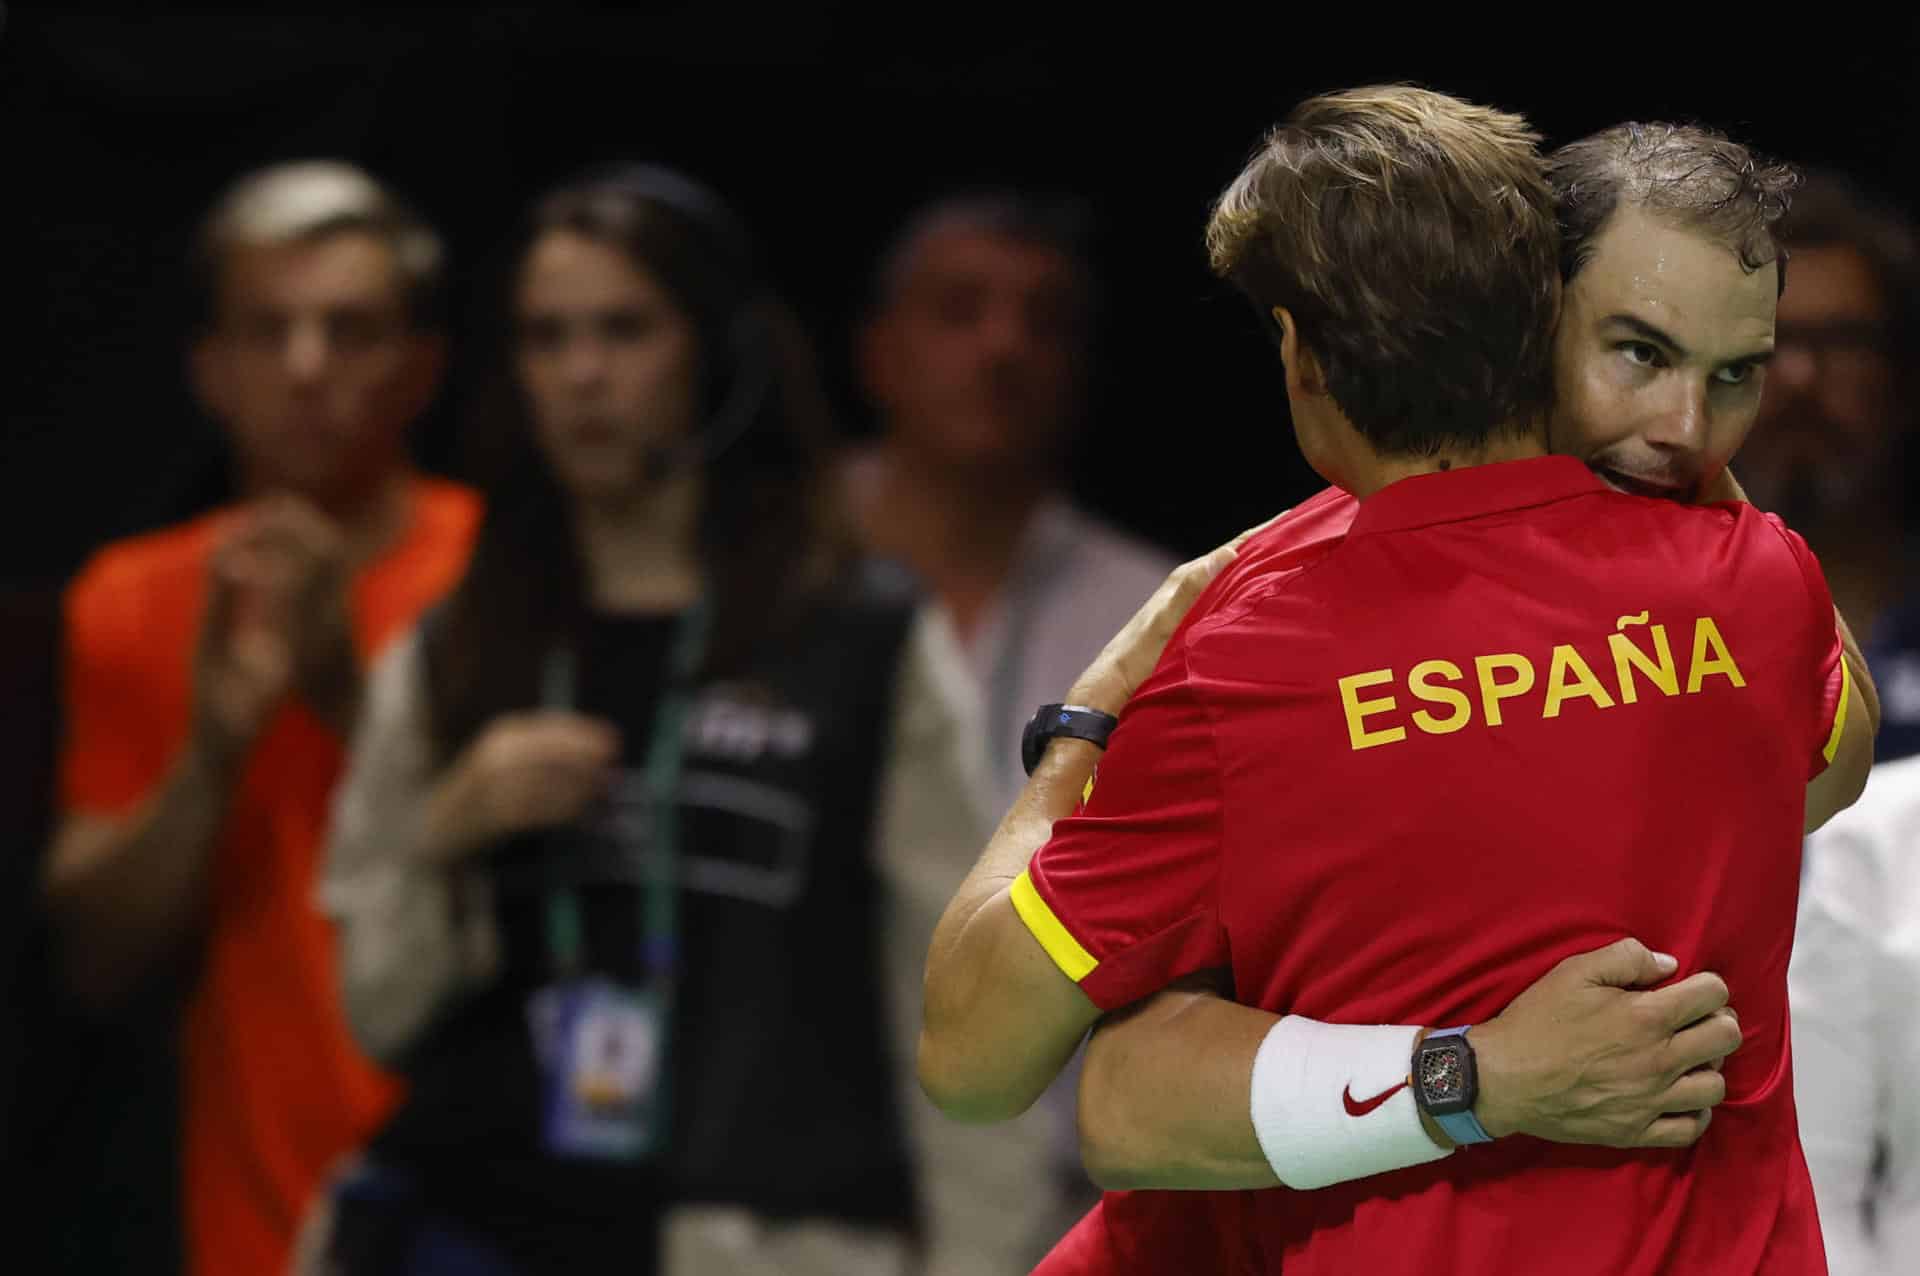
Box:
920;541;1247;1123
1807;673;1873;833
1079;941;1741;1191
1077;972;1279;1189
42;746;245;1011
42;500;352;1012
919;738;1109;1122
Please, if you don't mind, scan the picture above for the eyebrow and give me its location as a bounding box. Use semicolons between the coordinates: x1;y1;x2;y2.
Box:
1603;314;1774;367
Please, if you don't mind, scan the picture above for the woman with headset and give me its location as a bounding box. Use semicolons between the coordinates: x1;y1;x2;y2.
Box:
307;166;927;1275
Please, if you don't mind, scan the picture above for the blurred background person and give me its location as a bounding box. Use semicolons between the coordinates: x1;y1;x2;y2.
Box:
1774;167;1920;1276
1791;751;1920;1273
313;165;926;1275
1738;170;1920;759
36;161;478;1276
845;193;1176;1268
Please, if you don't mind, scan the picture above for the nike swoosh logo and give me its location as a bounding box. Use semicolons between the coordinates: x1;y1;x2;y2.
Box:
1343;1079;1408;1118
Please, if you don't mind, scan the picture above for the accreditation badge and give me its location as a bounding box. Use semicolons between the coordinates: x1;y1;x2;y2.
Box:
528;976;668;1162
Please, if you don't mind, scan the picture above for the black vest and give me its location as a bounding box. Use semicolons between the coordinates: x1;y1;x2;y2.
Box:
375;565;922;1267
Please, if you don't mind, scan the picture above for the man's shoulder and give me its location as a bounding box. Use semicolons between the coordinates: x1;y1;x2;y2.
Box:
1158;488;1359;651
1630;499;1829;628
1179;538;1346;665
65;511;225;631
407;476;483;548
1224;487;1357;576
1624;495;1806;564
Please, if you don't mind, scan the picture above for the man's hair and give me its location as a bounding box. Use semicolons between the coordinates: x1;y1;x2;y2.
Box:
1774;166;1919;349
192;159;446;328
1207;85;1559;456
869;189;1097;329
1547;123;1799;295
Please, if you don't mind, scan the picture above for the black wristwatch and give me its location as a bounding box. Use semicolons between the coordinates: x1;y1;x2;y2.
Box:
1021;703;1120;776
1412;1026;1494;1144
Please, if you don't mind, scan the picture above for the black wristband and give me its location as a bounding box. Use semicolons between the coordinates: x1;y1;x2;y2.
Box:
1021;703;1120;776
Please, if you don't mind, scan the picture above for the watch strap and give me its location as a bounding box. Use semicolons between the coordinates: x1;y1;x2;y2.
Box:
1434;1106;1494;1145
1022;703;1120;775
1420;1026;1494;1145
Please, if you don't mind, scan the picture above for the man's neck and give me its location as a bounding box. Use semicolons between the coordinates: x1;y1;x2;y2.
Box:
849;443;1053;641
573;469;704;613
1347;428;1549;501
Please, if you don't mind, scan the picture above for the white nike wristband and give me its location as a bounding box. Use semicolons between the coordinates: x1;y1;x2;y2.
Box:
1249;1016;1454;1190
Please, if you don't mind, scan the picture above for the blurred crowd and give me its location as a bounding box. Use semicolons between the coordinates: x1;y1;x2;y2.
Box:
0;147;1916;1276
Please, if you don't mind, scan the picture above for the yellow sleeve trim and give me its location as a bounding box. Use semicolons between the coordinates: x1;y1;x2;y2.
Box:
1010;868;1099;983
1822;658;1852;766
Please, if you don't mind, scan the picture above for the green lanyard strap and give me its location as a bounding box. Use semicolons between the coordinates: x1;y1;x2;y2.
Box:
542;597;711;984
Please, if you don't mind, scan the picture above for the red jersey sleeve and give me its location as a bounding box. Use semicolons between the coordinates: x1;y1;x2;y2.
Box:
59;557;174;814
1762;512;1849;778
1015;641;1228;1011
1810;629;1849;779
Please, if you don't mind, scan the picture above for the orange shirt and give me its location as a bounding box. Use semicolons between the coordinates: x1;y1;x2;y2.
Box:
58;477;481;1276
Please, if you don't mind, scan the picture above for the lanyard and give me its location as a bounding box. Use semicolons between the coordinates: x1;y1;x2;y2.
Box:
540;597;710;985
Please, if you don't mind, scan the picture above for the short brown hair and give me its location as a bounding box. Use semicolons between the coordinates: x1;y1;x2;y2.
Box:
193;160;446;328
1547;123;1798;295
1207;85;1559;455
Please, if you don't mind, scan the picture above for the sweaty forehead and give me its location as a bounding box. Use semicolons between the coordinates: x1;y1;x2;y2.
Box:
1572;207;1777;347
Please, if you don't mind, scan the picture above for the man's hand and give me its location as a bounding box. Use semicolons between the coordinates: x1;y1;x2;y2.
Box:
1066;516;1277;715
1469;938;1741;1149
194;495;364;755
250;494;363;734
193;517;300;768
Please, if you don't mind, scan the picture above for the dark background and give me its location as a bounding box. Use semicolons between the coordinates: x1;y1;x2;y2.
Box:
4;6;1918;588
1;6;1917;1269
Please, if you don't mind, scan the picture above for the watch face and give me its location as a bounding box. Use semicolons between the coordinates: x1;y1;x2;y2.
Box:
1418;1041;1473;1114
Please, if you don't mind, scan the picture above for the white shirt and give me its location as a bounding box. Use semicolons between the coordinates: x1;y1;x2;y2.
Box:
874;497;1176;1271
1791;755;1920;1274
951;498;1181;818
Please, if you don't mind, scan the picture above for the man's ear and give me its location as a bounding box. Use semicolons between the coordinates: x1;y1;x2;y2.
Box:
1271;306;1326;397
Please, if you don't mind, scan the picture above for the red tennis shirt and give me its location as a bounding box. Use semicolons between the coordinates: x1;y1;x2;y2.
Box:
1019;457;1846;1275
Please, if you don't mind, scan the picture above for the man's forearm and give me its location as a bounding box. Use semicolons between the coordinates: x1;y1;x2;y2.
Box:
43;742;242;1011
1079;979;1281;1190
1079;986;1458;1191
942;737;1101;922
919;737;1105;1121
920;542;1246;1122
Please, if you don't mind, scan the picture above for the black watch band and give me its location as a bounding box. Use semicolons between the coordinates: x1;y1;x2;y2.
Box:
1021;703;1120;776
